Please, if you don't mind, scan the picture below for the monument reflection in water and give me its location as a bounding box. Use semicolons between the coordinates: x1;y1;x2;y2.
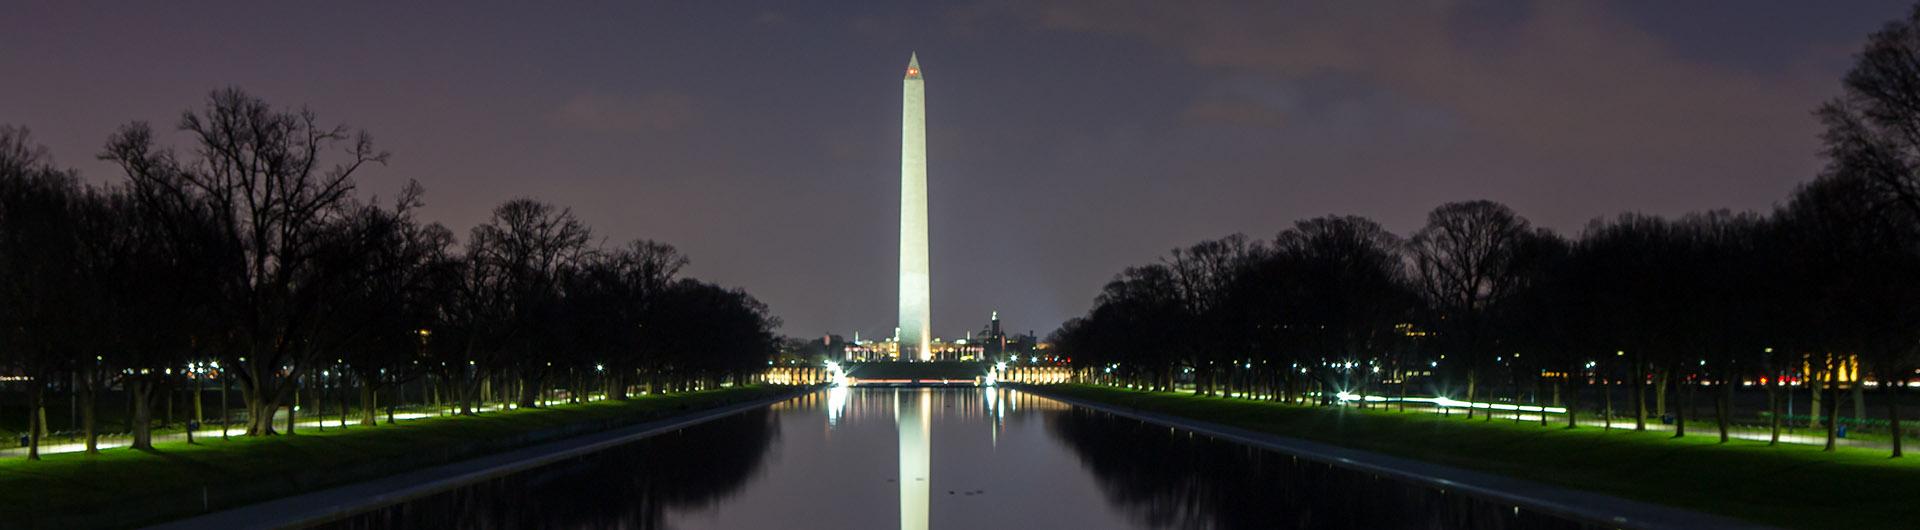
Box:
322;388;1589;529
895;388;930;530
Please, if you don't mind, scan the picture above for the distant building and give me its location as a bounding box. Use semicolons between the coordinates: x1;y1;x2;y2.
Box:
833;311;1046;363
974;311;1043;363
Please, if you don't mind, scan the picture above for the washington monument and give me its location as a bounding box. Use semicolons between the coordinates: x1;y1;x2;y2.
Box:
899;53;931;361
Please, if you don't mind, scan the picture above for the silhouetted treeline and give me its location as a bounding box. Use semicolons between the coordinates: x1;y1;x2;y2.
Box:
1053;6;1920;458
0;88;781;459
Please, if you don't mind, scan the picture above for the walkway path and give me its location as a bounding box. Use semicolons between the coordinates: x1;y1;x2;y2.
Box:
6;399;599;458
1380;401;1888;451
1193;387;1890;452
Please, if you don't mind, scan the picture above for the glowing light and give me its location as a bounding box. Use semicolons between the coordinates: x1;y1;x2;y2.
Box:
826;385;849;426
825;361;849;387
1334;392;1568;414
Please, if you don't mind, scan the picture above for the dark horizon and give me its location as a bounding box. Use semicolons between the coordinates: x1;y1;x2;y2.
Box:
2;1;1907;339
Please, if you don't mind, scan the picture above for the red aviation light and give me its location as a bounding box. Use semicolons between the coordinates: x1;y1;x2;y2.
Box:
907;67;920;77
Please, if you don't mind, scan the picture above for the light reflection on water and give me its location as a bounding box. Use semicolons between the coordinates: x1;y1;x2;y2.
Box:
896;388;929;530
321;388;1590;530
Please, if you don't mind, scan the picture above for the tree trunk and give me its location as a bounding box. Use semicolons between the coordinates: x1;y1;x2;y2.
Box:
1282;370;1295;406
361;383;378;427
1399;365;1409;412
1564;374;1579;429
1767;369;1781;445
1633;359;1647;431
129;379;156;450
25;380;44;460
81;371;98;454
1824;366;1840;452
243;365;287;436
518;372;540;408
1887;382;1903;458
315;374;327;432
1504;375;1515;422
1654;368;1669;419
1673;374;1688;438
1809;362;1824;430
285;374;299;436
220;373;230;439
458;371;476;416
1541;379;1553;426
1717;373;1731;444
1603;369;1614;430
1851;376;1866;429
192;378;205;426
1465;370;1478;420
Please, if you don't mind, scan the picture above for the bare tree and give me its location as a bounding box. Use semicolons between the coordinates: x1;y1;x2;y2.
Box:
1781;173;1920;455
1407;201;1533;419
1271;216;1416;408
1164;235;1266;397
0;126;83;458
467;198;591;407
101;87;390;435
1820;5;1920;221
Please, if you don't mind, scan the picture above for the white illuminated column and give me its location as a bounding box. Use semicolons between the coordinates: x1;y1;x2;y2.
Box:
899;52;932;362
896;388;931;530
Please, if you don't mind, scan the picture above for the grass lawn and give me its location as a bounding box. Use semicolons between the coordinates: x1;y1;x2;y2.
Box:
1036;384;1920;530
0;385;798;529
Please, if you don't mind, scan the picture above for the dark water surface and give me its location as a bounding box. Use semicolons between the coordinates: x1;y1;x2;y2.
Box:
321;388;1589;529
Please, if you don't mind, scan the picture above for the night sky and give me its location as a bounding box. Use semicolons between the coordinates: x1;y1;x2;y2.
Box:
2;1;1906;341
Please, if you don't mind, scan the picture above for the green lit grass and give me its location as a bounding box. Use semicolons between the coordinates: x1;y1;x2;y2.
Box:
1037;384;1920;530
0;385;797;529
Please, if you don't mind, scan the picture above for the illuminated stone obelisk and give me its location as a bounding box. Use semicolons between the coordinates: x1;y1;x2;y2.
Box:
898;52;932;361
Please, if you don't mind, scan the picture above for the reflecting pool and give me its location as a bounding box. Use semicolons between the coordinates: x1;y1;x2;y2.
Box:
322;388;1590;529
